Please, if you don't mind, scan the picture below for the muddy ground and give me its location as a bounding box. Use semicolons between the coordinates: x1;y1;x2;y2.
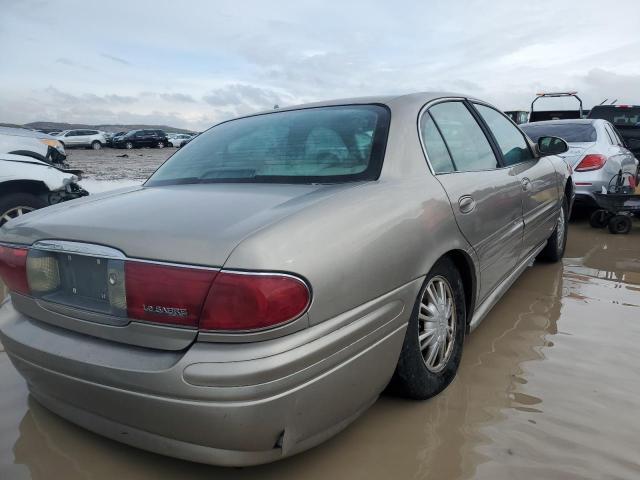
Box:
65;146;174;181
1;219;640;479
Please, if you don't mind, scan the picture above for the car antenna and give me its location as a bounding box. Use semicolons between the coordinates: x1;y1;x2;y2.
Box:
599;99;608;105
610;99;618;105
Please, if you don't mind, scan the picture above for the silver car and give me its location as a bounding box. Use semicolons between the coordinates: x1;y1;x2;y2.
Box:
520;119;638;208
0;93;573;466
55;129;107;150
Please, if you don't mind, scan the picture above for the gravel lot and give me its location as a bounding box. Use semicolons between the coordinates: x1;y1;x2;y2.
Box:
64;146;175;181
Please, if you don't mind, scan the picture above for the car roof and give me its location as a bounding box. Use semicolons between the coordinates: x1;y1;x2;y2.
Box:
520;119;600;127
269;92;473;112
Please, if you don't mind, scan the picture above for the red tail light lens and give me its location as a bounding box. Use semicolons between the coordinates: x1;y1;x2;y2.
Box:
0;245;29;295
575;154;607;172
125;262;217;327
200;271;310;331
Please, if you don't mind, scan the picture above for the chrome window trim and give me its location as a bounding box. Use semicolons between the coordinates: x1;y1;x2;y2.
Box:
417;97;537;175
468;100;537;168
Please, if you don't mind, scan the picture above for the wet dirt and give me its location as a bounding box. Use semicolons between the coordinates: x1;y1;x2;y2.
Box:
1;220;639;479
64;147;174;181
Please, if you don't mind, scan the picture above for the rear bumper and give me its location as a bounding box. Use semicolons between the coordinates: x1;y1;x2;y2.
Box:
0;279;418;466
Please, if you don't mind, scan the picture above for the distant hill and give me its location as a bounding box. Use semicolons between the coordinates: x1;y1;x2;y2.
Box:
20;121;197;134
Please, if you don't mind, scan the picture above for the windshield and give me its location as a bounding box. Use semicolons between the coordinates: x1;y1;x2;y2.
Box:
146;105;390;185
520;123;597;143
588;106;640;126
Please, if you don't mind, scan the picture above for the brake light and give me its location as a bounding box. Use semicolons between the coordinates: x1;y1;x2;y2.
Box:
200;271;310;331
1;245;311;332
125;262;217;327
575;154;607;172
0;245;29;295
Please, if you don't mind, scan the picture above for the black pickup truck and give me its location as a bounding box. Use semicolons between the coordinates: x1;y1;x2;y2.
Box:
588;105;640;159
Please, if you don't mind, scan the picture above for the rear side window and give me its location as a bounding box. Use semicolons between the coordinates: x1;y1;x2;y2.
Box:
429;102;498;171
146;105;390;185
520;123;597;143
419;113;455;173
474;104;534;166
589;106;640;126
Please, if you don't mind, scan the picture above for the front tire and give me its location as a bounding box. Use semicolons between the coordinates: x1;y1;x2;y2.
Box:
539;197;568;262
91;141;102;150
390;257;466;400
156;141;165;149
125;141;133;150
0;192;47;227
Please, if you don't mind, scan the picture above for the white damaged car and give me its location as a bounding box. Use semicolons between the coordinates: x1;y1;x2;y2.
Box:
0;153;88;227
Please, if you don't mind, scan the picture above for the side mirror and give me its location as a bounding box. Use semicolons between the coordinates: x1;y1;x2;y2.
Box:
537;136;568;156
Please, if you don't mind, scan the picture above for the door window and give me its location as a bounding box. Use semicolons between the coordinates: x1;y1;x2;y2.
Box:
419;113;455;173
474;104;534;166
429;102;498;171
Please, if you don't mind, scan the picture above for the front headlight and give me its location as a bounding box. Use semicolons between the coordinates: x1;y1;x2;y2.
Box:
40;138;65;153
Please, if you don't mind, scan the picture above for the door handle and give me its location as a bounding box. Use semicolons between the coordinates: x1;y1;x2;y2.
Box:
458;195;476;214
521;177;531;191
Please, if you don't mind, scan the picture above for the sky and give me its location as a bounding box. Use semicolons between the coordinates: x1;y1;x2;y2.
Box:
1;0;640;131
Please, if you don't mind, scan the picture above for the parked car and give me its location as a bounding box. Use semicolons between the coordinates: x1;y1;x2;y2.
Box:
179;133;197;148
0;93;573;467
55;129;107;150
107;131;127;146
520;119;638;209
0;126;66;164
167;133;192;147
0;152;88;227
588;104;640;159
112;129;168;149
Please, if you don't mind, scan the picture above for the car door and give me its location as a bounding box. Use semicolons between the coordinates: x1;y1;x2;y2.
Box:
64;130;80;146
77;130;92;146
605;122;638;175
473;103;559;256
146;130;158;147
423;100;524;302
133;131;145;147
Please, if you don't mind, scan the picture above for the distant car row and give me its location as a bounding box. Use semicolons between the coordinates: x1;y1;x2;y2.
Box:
37;129;197;150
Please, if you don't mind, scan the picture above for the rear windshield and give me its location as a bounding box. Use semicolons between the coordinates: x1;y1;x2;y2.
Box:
588;106;640;126
146;105;390;185
520;123;597;143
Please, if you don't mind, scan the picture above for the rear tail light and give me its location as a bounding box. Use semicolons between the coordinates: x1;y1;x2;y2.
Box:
200;271;310;331
125;262;217;327
0;245;310;332
575;154;607;172
0;246;29;295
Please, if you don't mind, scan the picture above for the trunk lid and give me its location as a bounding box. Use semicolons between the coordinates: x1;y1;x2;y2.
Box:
3;183;351;266
559;142;596;166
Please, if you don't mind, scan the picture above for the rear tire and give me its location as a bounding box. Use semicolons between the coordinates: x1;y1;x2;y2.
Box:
589;209;610;228
608;215;632;234
125;141;133;150
539;197;568;262
390;257;466;400
0;192;47;227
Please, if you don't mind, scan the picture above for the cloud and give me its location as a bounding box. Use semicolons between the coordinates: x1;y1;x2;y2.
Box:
202;84;290;114
159;92;196;103
1;0;640;130
100;53;131;66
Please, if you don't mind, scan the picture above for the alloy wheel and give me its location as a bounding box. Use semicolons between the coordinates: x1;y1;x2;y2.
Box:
556;206;565;251
418;276;456;373
1;206;36;227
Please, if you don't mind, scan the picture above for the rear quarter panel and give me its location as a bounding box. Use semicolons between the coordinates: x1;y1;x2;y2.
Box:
224;99;477;326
